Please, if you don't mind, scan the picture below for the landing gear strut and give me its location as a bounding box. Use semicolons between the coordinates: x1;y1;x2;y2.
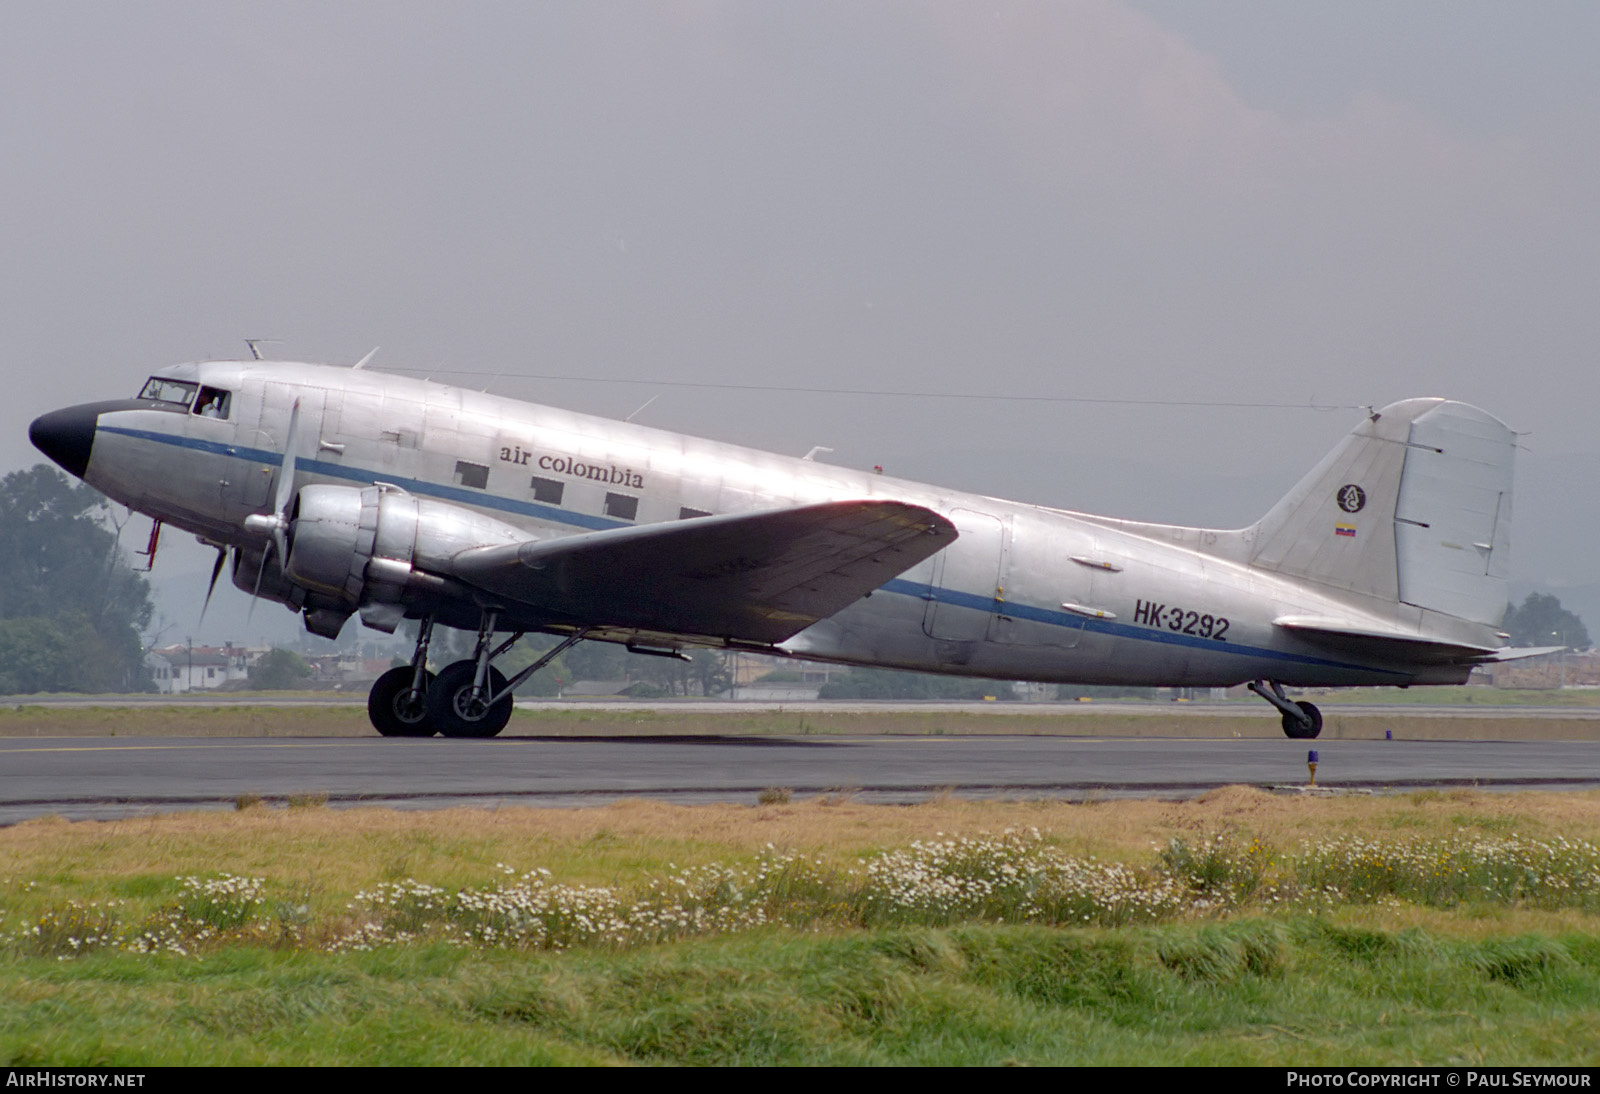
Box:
368;617;437;737
362;611;592;738
1247;679;1323;739
431;660;513;738
426;617;591;738
429;612;516;738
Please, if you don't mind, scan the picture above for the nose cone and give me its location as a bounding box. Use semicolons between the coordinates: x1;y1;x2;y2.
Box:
29;404;100;480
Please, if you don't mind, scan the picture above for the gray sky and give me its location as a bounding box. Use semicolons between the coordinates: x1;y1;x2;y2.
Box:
4;1;1597;645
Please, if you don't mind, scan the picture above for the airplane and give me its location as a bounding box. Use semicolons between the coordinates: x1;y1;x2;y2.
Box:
29;356;1542;739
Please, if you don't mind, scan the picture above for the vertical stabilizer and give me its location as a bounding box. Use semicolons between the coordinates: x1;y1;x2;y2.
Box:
1249;399;1515;627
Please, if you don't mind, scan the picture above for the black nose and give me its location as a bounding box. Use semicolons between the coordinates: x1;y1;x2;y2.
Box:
29;404;100;479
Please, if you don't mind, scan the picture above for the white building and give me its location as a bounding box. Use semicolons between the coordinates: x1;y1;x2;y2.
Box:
145;644;253;694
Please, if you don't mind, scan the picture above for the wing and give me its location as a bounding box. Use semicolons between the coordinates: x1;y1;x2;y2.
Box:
451;499;955;645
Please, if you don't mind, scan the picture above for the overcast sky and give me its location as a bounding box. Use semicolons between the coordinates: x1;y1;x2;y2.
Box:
4;1;1597;645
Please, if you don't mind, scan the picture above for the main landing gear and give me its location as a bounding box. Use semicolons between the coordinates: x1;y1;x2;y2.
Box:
366;614;588;739
368;618;437;737
1247;679;1323;740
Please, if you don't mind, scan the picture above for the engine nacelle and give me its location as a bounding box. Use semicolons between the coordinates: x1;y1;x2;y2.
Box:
283;485;368;601
231;543;305;609
233;536;368;638
280;484;528;628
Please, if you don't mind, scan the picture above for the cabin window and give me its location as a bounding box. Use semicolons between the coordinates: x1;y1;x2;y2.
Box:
192;386;231;420
138;377;198;408
454;460;489;489
530;476;564;505
604;492;639;521
679;507;711;520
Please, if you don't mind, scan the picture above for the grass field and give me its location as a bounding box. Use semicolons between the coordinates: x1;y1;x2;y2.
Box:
5;790;1600;1064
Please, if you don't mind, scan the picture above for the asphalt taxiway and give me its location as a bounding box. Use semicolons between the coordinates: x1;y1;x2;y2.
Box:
2;733;1597;823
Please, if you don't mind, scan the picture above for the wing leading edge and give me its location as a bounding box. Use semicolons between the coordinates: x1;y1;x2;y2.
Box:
451;500;956;645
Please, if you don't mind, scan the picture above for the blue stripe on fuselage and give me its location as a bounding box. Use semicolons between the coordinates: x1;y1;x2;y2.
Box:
98;424;626;530
878;586;1391;676
100;421;1393;675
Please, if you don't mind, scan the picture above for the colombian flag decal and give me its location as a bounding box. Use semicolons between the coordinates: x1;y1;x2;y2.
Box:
1335;522;1357;538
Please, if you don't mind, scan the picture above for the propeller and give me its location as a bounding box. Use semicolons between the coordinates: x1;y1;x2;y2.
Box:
241;398;302;616
198;544;228;627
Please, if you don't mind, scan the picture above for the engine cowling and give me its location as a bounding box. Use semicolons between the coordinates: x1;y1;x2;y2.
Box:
282;484;368;602
230;543;304;609
275;483;528;631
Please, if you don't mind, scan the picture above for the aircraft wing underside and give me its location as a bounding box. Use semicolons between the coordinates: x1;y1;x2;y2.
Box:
449;499;955;646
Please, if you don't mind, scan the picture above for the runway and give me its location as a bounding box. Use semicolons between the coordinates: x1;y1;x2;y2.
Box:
3;733;1598;823
17;695;1600;719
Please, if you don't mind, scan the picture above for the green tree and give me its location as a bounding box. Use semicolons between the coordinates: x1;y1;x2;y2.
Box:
562;640;630;683
628;649;693;696
0;466;153;693
686;649;733;697
1503;593;1589;648
583;646;731;697
248;648;313;690
497;635;570;697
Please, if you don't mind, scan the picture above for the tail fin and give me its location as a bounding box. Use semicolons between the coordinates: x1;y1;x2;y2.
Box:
1249;399;1515;628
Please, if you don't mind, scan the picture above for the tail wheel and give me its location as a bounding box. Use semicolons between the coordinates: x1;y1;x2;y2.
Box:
1281;701;1323;740
368;666;437;737
429;660;514;738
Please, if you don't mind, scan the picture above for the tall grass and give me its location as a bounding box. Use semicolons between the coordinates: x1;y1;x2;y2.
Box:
1161;833;1600;913
8;831;1600;960
6;922;1600;1064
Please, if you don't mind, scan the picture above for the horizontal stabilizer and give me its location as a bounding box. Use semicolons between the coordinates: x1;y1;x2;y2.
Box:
1273;614;1502;665
1475;645;1568;663
450;500;955;645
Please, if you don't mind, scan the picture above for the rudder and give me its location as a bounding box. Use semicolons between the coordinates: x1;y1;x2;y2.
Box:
1249;399;1515;628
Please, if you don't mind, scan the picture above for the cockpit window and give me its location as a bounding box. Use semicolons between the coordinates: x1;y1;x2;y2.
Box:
138;377;199;407
193;386;231;420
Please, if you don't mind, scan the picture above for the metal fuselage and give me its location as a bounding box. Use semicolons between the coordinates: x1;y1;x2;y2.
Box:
51;360;1486;688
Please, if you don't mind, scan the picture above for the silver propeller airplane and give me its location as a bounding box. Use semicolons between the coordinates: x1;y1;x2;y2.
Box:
30;357;1540;739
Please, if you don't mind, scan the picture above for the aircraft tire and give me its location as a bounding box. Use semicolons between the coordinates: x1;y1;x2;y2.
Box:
368;666;437;737
1280;701;1323;740
430;660;514;739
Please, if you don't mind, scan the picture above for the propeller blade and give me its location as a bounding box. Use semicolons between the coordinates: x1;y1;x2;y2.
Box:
242;397;302;624
247;541;271;625
198;545;227;627
274;398;300;516
272;398;301;563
